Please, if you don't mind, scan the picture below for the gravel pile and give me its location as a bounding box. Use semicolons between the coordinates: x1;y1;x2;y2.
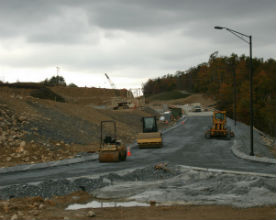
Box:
0;177;107;200
1;164;275;208
24;101;98;145
95;168;276;208
180;172;276;197
0;163;179;200
0;102;87;167
162;171;276;207
0;103;29;148
103;163;179;182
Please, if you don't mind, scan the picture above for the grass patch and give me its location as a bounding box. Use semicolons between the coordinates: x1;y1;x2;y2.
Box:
147;90;190;101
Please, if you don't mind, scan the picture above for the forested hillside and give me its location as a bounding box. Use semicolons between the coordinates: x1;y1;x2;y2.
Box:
143;53;276;137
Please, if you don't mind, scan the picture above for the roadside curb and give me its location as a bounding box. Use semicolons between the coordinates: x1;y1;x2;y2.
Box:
0;154;98;175
177;164;276;178
231;139;276;164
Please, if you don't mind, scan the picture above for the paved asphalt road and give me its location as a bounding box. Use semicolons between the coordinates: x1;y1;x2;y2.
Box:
0;116;275;187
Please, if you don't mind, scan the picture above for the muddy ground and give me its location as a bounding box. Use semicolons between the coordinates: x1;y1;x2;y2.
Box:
0;191;275;220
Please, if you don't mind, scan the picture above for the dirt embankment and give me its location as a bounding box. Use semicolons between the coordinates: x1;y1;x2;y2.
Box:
0;87;217;168
0;86;152;168
51;86;128;106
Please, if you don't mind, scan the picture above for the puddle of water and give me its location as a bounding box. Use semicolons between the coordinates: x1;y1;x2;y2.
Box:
66;200;150;210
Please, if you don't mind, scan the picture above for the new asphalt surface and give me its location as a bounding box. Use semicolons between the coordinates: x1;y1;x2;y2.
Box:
0;116;275;187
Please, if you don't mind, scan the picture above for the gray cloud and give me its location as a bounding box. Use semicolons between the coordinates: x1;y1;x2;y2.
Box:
0;0;275;87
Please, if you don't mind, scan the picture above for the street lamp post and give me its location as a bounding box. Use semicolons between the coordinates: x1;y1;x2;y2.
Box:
233;67;236;127
214;26;254;156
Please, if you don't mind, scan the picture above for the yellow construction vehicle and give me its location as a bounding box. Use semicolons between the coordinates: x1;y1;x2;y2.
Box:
205;110;234;139
137;116;163;148
98;120;127;162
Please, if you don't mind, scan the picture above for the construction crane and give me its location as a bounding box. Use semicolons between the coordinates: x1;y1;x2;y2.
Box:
104;73;133;110
104;73;116;89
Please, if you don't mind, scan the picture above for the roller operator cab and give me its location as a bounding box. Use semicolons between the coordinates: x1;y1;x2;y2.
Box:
136;116;163;148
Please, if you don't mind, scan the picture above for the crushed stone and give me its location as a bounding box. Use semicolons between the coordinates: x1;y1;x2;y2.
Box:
0;163;179;200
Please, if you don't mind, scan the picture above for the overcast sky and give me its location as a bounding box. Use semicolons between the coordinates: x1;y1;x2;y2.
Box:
0;0;275;89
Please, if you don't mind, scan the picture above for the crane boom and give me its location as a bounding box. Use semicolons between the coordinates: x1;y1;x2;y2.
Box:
105;73;116;89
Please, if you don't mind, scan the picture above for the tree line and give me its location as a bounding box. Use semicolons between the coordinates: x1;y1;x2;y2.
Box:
143;52;276;137
42;75;78;87
0;75;77;87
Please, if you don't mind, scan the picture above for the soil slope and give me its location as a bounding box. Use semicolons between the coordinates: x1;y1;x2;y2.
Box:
0;86;151;167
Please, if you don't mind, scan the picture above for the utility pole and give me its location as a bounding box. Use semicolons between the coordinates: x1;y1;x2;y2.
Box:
249;36;254;156
233;70;237;126
56;66;60;85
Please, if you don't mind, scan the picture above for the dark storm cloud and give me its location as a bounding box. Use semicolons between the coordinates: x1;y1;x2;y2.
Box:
0;0;275;87
85;0;275;32
1;0;275;41
0;1;57;37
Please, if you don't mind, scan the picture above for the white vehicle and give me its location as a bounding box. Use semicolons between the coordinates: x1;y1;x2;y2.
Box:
193;106;201;112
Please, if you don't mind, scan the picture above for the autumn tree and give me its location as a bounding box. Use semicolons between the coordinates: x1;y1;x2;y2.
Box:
142;52;276;137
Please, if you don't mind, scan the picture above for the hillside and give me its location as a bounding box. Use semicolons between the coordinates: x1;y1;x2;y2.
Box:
0;84;152;167
143;54;276;137
51;86;128;105
146;90;190;102
148;92;216;107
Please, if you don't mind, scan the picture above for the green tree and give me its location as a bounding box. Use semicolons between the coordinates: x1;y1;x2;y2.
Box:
68;83;78;87
43;76;66;86
142;53;276;137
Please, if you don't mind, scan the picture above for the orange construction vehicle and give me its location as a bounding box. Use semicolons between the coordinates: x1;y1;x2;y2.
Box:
205;110;234;139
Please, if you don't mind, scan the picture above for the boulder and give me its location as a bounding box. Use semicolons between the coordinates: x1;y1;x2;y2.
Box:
18;116;27;122
20;141;26;148
87;210;96;217
10;214;18;220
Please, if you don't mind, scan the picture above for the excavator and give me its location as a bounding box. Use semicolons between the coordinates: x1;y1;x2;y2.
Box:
205;110;234;139
105;73;132;110
98;120;127;162
136;116;163;148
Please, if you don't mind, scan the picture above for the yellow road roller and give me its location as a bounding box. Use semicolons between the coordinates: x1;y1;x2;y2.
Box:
98;120;127;162
137;116;162;148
